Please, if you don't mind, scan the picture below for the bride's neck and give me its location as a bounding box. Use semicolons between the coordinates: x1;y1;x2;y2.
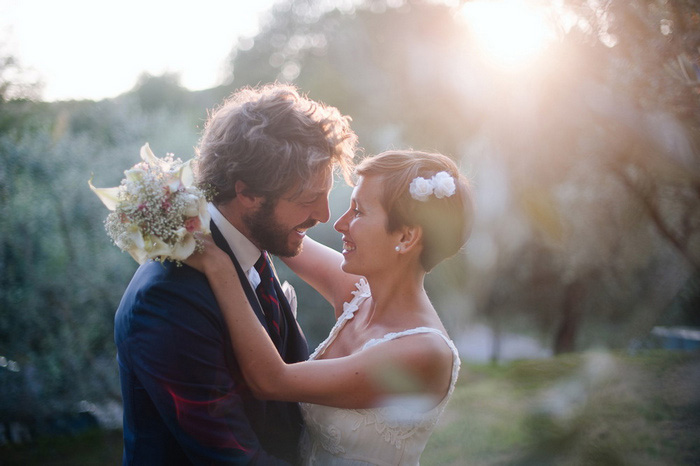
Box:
364;266;427;320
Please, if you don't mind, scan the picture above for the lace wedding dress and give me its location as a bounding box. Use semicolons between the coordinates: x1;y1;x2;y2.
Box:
300;280;461;466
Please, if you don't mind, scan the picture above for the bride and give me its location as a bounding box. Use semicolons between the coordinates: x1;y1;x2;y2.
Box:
187;150;473;465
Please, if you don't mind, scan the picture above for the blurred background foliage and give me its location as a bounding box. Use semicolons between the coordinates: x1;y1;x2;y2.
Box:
0;0;699;444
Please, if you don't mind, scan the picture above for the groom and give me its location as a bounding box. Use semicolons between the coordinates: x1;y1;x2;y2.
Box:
115;84;356;465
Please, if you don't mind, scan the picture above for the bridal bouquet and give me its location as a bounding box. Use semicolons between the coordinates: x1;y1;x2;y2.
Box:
89;143;210;265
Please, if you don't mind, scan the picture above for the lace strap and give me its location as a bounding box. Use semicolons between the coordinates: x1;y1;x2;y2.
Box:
308;279;371;360
362;327;461;406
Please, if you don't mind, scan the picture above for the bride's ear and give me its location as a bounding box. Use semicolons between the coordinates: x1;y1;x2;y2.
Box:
397;225;422;254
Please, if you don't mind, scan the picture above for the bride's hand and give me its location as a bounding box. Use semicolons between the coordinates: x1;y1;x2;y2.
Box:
184;233;231;275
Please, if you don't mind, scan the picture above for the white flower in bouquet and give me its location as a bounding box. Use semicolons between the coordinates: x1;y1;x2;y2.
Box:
89;143;210;265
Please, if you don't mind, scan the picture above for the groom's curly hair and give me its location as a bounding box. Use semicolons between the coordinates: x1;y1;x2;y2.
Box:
196;83;357;204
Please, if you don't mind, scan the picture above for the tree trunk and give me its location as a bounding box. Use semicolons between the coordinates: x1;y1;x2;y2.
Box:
490;306;502;365
554;279;585;354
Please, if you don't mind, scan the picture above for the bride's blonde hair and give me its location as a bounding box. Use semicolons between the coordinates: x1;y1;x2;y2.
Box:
355;150;473;272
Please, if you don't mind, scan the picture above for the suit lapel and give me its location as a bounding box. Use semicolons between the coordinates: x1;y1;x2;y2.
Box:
209;221;268;330
209;221;308;361
268;261;309;360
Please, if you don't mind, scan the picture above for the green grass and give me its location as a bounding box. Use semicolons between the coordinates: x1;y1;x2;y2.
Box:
2;351;698;465
422;350;700;466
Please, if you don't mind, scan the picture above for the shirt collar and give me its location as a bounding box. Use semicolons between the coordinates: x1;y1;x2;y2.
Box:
207;203;261;274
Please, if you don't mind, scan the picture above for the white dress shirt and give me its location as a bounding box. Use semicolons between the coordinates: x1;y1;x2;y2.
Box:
207;203;262;290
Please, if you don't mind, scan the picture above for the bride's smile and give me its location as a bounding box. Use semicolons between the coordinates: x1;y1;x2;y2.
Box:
334;176;405;277
340;239;355;253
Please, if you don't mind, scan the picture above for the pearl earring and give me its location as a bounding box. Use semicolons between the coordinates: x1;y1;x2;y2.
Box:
395;246;401;252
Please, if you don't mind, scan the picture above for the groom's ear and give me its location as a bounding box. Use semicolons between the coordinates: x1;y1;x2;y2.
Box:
235;181;264;208
398;225;422;253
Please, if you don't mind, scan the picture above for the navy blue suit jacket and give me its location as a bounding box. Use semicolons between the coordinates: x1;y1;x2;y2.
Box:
115;222;309;465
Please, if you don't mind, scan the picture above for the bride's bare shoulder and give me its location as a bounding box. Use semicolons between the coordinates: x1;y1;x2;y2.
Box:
364;330;455;396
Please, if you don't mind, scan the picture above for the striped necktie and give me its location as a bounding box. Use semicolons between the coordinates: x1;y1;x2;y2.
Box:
254;252;283;345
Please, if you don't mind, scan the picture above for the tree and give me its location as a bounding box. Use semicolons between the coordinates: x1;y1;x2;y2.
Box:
0;83;207;422
462;0;700;354
220;0;700;356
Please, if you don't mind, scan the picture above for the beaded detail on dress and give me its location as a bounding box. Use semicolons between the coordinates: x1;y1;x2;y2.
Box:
299;279;461;466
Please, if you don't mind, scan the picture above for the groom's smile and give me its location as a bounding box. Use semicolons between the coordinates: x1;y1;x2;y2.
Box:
247;169;333;257
294;218;319;237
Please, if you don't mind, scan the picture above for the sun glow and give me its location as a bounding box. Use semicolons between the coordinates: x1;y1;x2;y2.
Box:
0;0;277;101
458;0;555;69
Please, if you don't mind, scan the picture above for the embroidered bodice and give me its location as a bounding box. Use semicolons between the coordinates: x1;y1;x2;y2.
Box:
300;279;461;465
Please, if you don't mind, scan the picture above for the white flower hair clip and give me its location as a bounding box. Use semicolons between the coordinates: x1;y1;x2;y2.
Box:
409;171;456;202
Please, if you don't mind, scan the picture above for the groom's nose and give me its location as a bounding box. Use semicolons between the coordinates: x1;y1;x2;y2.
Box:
311;195;331;224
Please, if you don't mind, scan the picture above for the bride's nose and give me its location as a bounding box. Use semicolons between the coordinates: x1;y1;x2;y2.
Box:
334;209;350;233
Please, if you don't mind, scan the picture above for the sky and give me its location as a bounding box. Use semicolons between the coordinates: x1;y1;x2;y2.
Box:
0;0;278;101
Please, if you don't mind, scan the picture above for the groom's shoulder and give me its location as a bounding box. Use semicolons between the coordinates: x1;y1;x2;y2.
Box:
121;260;211;302
115;262;224;361
116;261;218;328
134;260;201;283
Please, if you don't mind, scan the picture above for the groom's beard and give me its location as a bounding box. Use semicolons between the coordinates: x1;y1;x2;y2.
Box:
244;198;316;258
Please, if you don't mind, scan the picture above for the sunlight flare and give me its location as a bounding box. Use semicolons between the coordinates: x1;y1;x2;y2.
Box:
458;0;555;69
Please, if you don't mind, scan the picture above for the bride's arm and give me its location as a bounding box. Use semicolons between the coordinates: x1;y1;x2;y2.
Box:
281;236;362;316
186;238;451;409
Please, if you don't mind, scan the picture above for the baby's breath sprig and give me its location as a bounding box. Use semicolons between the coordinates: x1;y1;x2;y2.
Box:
196;181;219;204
